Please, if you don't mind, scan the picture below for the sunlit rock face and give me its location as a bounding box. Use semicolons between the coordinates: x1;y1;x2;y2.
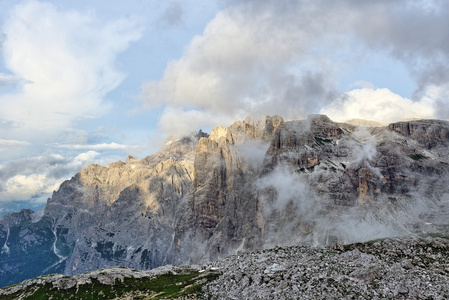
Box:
2;115;449;287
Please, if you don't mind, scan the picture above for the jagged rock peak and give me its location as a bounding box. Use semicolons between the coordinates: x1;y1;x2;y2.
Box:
243;115;284;129
125;155;137;163
209;125;229;142
208;115;285;145
197;129;209;139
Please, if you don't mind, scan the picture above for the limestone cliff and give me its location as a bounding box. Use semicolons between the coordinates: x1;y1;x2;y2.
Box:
1;115;449;288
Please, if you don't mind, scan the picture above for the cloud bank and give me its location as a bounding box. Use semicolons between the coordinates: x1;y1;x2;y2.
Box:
141;0;449;136
0;151;100;202
322;88;436;124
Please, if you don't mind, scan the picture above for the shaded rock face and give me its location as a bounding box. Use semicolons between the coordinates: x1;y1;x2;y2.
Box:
0;210;57;288
388;119;449;149
2;115;449;287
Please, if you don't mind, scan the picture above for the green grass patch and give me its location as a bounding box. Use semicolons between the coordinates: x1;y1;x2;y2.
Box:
1;269;221;300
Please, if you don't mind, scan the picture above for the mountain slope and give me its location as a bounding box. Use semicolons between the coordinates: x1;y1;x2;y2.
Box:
1;115;449;287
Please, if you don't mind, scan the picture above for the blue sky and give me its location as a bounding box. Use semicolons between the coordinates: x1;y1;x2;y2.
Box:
0;0;448;214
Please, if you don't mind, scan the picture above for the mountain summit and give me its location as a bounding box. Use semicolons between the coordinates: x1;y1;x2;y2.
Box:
1;115;449;287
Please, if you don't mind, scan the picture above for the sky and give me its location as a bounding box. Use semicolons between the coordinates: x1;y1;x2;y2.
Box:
0;0;448;214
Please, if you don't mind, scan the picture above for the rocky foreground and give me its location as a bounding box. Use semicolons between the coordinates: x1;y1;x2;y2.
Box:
2;235;449;299
206;235;449;299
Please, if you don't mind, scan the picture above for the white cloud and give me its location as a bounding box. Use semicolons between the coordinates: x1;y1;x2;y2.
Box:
158;106;241;137
2;174;57;202
55;142;141;151
141;0;449;135
257;164;319;215
0;0;143;138
141;2;341;136
73;150;100;163
0;150;102;202
0;139;30;150
321;88;435;124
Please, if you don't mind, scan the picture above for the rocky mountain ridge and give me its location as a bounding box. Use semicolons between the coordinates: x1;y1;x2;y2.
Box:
1;115;449;288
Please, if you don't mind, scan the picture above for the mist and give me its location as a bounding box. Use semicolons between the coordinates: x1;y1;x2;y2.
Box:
245;116;449;249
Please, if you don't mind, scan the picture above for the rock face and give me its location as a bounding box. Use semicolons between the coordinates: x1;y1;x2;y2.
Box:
1;115;449;288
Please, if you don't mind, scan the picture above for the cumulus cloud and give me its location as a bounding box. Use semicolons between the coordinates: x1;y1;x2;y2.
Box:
141;1;342;135
349;1;449;92
0;150;100;202
3;174;58;201
321;88;436;124
0;0;145;202
141;0;449;134
0;0;143;139
73;151;100;164
0;151;99;182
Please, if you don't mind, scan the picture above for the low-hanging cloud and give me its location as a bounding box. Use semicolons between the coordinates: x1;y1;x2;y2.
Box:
141;0;449;136
235;140;270;169
257;164;321;216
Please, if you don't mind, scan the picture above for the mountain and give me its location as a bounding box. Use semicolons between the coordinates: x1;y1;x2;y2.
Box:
2;236;449;299
1;115;449;288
